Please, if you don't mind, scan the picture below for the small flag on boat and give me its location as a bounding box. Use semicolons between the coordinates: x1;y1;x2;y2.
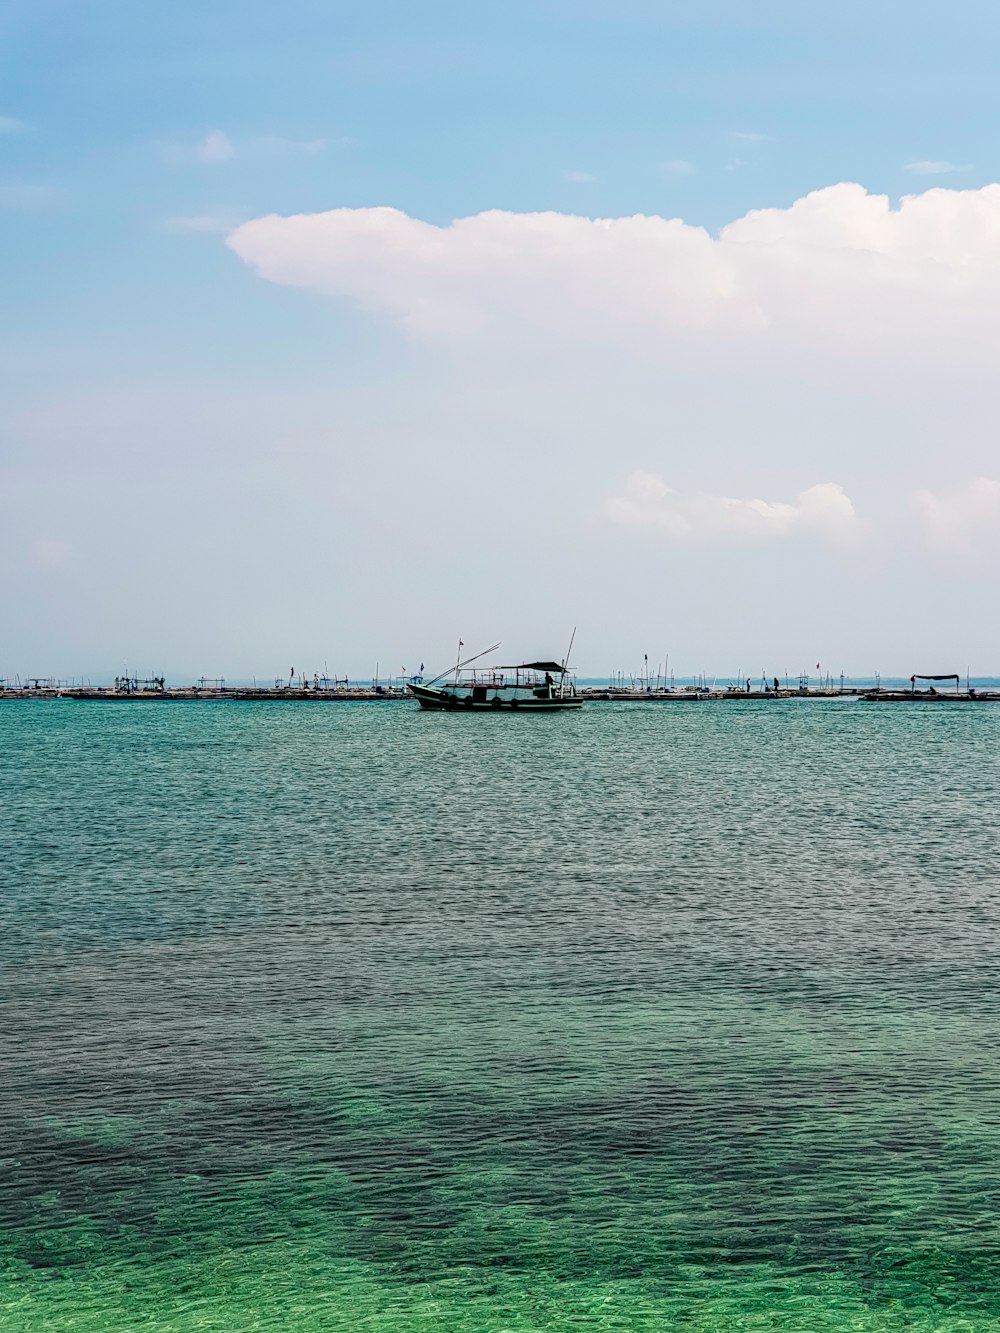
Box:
816;662;820;669
459;640;464;647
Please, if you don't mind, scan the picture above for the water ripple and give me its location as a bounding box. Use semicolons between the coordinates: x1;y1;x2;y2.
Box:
2;699;1000;1329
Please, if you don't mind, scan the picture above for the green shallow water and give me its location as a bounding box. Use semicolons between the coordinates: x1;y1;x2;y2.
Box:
3;698;1000;1331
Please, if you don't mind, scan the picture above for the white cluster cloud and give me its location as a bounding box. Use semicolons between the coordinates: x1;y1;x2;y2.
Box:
30;538;71;573
660;159;695;175
904;160;972;176
0;184;67;211
225;185;1000;570
163;211;246;235
253;134;328;158
198;129;234;163
0;115;26;134
607;472;857;542
608;474;1000;553
913;477;1000;552
186;130;330;165
226;183;1000;345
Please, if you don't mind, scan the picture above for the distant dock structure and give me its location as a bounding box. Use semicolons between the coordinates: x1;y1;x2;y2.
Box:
4;673;999;703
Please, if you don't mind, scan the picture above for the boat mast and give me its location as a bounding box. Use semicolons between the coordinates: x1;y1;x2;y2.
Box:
560;627;577;698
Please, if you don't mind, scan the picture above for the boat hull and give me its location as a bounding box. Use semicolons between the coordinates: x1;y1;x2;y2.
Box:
408;684;582;711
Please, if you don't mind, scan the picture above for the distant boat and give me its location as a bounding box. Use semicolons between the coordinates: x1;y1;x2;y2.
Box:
409;640;582;711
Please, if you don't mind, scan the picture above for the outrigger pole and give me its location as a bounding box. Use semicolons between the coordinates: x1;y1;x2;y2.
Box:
425;642;502;688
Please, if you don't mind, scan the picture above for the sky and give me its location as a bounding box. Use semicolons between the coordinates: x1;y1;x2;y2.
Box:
3;0;1000;682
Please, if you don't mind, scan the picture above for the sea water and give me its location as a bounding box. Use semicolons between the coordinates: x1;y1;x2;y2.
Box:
3;699;1000;1331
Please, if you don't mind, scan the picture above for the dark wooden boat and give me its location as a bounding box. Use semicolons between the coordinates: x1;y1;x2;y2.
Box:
409;641;582;712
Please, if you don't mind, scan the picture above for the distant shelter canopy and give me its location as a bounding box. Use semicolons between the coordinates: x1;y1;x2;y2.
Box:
909;674;959;682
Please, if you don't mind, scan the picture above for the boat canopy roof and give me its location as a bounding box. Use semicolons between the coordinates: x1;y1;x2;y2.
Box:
495;660;567;672
479;660;567;673
910;673;959;681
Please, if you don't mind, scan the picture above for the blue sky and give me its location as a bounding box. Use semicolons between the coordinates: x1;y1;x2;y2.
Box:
3;2;1000;680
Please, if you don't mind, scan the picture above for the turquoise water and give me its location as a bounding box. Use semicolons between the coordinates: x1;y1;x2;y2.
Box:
3;699;1000;1331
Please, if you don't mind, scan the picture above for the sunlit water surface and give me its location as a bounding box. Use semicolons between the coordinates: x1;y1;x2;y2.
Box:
3;699;1000;1331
